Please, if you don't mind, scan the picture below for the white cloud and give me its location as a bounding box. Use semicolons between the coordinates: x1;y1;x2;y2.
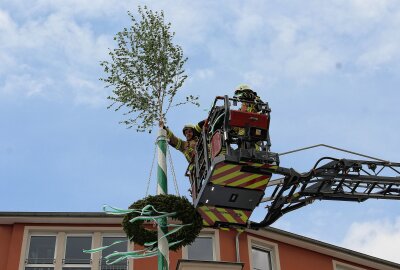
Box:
0;52;16;74
302;0;400;71
0;10;17;73
4;12;111;62
196;3;339;85
243;71;267;89
206;0;400;83
231;7;265;45
1;74;54;98
358;42;399;68
68;75;107;107
0;5;112;104
0;9;16;32
341;217;400;263
351;0;393;19
193;68;214;80
3;0;400;103
2;0;132;19
0;1;218;103
280;40;335;80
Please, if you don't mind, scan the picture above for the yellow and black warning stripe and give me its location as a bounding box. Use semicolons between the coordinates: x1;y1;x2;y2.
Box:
210;162;277;190
197;205;251;226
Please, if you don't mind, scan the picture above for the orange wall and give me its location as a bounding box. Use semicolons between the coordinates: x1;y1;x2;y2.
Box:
23;222;121;227
0;225;13;270
1;224;24;270
134;228;343;270
133;243;182;270
0;222;385;270
219;229;239;262
277;240;333;270
234;233;377;270
276;240;378;270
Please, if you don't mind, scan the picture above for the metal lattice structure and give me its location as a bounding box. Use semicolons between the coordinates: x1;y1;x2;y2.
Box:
256;159;400;228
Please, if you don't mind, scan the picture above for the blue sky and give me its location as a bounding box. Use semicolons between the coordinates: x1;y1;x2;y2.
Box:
1;0;400;263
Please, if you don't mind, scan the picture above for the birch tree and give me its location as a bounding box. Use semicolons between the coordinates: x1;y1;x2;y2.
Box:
102;6;198;132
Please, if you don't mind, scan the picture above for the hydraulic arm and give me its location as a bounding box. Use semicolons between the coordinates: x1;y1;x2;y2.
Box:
252;158;400;228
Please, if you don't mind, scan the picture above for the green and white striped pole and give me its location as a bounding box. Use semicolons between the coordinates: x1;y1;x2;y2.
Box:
157;128;169;270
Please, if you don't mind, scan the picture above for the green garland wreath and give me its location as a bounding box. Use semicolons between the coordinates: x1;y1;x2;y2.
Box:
122;194;203;251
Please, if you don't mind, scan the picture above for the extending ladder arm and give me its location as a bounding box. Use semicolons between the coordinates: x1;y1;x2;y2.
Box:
251;158;400;228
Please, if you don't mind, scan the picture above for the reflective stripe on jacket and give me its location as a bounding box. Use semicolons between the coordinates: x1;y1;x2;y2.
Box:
165;127;198;163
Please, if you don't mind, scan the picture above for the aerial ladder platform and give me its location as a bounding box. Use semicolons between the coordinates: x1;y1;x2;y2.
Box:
188;95;400;229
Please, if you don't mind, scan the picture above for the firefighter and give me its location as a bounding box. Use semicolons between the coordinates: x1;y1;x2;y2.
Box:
233;84;264;149
159;121;203;163
159;120;204;195
234;84;262;113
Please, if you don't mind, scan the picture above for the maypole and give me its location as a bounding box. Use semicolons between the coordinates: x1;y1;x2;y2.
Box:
95;6;201;270
157;128;169;270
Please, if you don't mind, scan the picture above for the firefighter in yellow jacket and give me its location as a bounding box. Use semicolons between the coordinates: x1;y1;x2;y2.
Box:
159;121;204;163
233;84;263;150
234;84;262;113
160;120;204;196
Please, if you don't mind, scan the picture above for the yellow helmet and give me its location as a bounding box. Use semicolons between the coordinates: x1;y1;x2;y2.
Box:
234;84;258;101
235;84;252;92
182;124;195;135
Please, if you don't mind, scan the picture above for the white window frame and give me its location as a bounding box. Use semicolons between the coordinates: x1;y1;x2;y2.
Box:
20;226;134;270
333;260;367;270
100;234;129;269
247;235;281;270
182;228;220;261
24;233;58;270
62;233;93;269
101;233;129;247
101;233;129;256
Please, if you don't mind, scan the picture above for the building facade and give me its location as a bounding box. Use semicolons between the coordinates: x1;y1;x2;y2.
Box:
0;212;398;270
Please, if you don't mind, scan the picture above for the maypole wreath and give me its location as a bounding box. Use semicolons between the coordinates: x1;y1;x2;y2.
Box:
122;195;203;251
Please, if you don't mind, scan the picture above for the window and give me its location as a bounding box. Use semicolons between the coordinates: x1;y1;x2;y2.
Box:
63;235;92;270
25;235;56;270
248;236;280;270
100;236;128;270
252;247;272;270
23;228;130;270
187;236;214;261
184;229;220;261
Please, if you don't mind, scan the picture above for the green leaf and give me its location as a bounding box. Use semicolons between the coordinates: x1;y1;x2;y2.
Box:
101;6;199;132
